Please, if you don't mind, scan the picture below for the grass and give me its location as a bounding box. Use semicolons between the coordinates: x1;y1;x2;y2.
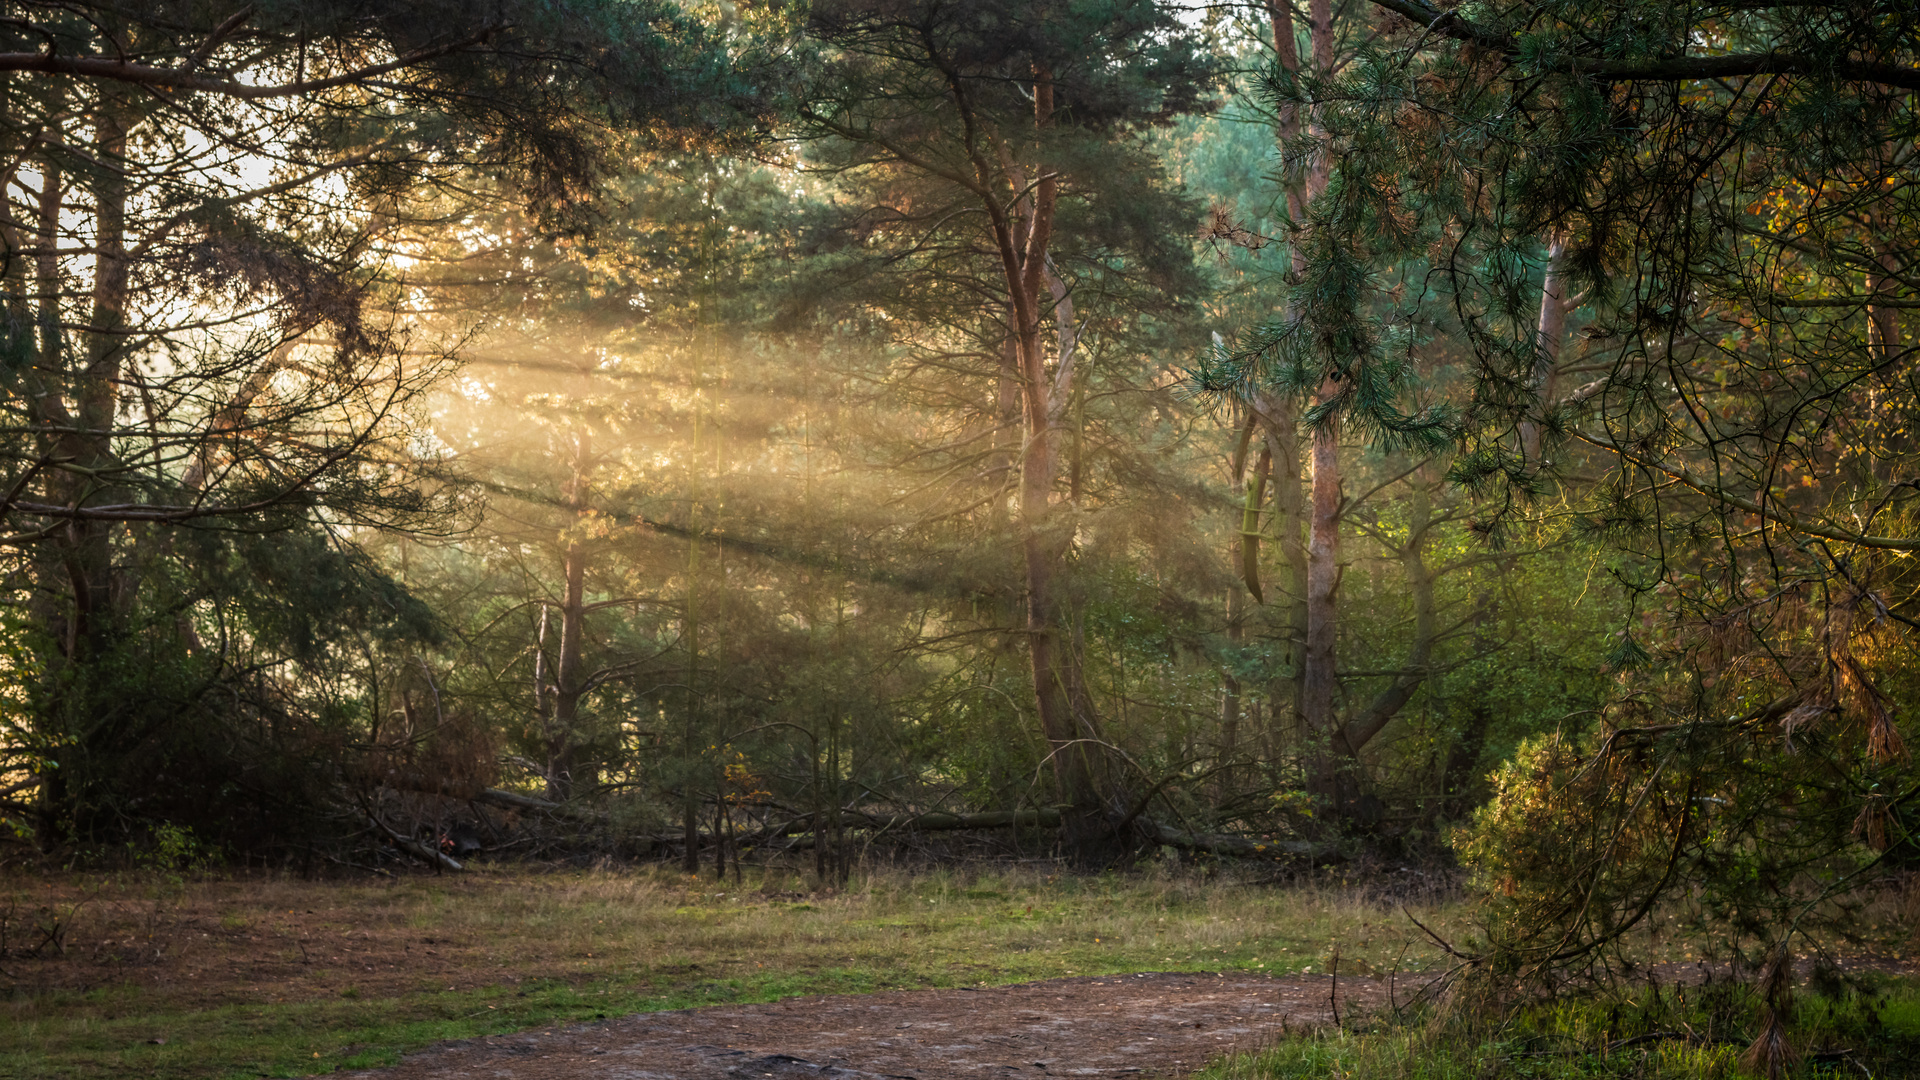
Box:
11;861;1916;1080
1199;970;1920;1080
0;860;1462;1080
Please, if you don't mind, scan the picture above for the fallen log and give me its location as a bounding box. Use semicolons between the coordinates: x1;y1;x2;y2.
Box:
473;787;563;813
365;783;1344;865
373;778;604;822
1146;821;1346;863
742;809;1340;862
848;808;1064;832
729;808;1064;845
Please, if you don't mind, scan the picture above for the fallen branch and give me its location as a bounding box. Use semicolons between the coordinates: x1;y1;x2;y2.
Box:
1402;905;1474;961
734;808;1064;843
473;787;563;813
851;808;1063;832
1147;821;1346;862
747;810;1340;862
370;775;604;822
363;811;463;872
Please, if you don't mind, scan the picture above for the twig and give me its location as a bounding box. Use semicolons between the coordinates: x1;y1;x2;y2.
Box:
1389;942;1408;1017
1330;943;1342;1027
1605;1031;1697;1051
1402;905;1474;960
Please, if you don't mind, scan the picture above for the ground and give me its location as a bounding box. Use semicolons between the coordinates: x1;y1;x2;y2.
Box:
4;863;1914;1080
1;863;1452;1079
337;971;1393;1080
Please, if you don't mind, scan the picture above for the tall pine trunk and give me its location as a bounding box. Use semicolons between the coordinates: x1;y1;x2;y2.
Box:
984;71;1128;860
1270;0;1351;814
70;107;129;659
41;104;132;842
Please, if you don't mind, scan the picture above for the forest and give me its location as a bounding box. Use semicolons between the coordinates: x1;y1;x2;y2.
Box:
1;1;1917;1078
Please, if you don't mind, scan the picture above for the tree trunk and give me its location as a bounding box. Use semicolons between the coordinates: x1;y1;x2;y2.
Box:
545;403;593;801
1262;400;1308;745
69;107;130;659
1301;395;1345;808
40;106;131;843
19;142;65;845
983;70;1130;861
1271;0;1350;820
682;406;703;874
1520;235;1570;463
548;533;588;801
994;320;1020;513
34;150;60;374
1221;413;1257;795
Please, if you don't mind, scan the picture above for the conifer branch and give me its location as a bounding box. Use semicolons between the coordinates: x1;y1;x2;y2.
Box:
1367;0;1920;90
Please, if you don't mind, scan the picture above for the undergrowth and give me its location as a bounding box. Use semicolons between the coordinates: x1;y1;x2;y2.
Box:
1203;970;1920;1079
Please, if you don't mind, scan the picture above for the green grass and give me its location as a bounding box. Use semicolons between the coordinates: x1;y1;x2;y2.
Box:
1199;974;1920;1080
0;862;1461;1080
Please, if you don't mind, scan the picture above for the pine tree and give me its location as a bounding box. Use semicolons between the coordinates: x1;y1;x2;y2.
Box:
795;0;1221;861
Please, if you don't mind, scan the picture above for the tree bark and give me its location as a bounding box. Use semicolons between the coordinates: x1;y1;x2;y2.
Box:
1302;392;1345;806
1269;407;1309;732
1520;235;1570;463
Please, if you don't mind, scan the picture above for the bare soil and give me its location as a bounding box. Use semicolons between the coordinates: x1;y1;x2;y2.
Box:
337;971;1402;1080
332;958;1920;1080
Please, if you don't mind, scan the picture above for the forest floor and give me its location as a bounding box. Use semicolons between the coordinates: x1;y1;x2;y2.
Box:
1;860;1456;1079
3;861;1915;1079
335;969;1385;1080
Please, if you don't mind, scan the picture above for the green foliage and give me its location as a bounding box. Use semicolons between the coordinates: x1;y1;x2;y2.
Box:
23;522;444;853
128;823;212;878
1184;0;1920;999
1207;977;1920;1080
1458;707;1920;984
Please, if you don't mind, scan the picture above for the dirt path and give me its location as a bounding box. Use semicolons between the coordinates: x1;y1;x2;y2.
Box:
338;971;1408;1080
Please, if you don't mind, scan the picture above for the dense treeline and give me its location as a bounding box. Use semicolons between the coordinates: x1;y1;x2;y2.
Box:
0;0;1914;1038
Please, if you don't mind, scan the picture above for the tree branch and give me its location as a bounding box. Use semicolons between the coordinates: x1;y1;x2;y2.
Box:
0;26;502;99
1367;0;1920;91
